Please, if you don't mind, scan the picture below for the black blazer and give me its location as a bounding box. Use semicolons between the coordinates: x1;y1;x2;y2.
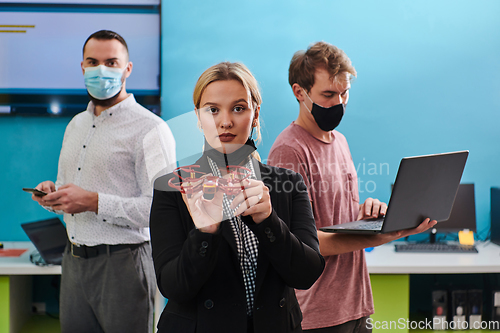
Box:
150;156;325;333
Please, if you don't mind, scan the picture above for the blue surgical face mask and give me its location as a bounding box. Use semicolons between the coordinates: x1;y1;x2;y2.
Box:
83;65;126;100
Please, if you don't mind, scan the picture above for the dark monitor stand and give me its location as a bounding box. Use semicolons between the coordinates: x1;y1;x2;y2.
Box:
491;187;500;246
429;228;438;243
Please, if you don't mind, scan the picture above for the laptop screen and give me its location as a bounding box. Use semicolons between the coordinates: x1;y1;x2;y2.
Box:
21;218;68;265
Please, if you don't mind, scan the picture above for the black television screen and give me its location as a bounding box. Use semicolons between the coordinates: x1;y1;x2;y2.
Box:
0;2;160;116
7;0;159;4
435;183;477;233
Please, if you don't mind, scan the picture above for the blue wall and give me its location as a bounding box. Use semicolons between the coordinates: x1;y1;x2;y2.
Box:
161;0;500;237
1;117;68;240
1;0;499;241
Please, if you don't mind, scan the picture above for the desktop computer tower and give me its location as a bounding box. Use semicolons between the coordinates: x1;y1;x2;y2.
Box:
468;290;482;329
493;291;500;327
451;290;468;330
432;290;448;330
491;188;500;246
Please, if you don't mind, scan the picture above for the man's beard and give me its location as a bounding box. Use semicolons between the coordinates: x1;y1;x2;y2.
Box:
88;88;122;108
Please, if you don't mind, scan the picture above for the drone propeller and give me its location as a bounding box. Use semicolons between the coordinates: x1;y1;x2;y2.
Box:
225;165;252;181
173;165;206;180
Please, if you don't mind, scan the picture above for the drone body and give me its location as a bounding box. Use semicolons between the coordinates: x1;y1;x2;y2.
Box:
168;165;251;199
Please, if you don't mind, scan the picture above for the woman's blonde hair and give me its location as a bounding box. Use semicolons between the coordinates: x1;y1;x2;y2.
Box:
193;62;262;161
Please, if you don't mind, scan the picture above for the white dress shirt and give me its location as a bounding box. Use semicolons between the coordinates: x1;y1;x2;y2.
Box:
54;95;176;246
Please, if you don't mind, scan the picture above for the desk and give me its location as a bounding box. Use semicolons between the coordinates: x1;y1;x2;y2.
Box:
2;241;499;332
0;242;60;333
0;242;164;333
365;241;500;332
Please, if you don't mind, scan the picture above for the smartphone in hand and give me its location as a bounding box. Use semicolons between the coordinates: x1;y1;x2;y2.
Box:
23;188;48;197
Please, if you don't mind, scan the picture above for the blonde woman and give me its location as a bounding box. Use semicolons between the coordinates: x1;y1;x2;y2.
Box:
150;62;324;333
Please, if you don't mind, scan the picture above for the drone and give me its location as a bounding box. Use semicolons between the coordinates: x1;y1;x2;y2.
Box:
168;165;252;200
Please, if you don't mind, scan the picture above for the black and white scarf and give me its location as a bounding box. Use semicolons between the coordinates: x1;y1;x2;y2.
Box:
207;155;259;316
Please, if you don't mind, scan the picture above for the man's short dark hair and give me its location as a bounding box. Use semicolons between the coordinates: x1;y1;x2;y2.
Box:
83;30;129;57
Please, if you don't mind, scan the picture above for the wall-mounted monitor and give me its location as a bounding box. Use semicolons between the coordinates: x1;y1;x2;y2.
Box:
4;1;159;4
0;2;160;116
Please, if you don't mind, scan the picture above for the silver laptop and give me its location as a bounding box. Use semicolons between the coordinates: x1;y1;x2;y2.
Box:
320;151;469;234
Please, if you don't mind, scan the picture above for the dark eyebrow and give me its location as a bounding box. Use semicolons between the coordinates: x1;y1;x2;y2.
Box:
84;57;120;62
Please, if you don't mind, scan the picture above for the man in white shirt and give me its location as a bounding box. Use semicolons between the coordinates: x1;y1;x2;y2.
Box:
31;30;176;333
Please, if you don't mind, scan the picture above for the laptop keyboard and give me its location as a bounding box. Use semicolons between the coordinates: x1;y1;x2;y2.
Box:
394;243;478;253
355;220;384;230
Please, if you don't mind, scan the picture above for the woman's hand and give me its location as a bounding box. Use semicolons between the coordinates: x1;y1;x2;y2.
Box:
230;179;272;224
182;187;224;234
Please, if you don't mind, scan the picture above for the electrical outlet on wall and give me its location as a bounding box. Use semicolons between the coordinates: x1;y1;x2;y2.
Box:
32;302;46;315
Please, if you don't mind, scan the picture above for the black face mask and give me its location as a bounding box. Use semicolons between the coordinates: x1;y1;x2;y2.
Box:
303;90;345;132
203;138;257;167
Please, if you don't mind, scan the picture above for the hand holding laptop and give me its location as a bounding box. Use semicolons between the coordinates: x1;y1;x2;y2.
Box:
356;197;437;245
356;198;437;237
320;151;468;234
379;218;437;242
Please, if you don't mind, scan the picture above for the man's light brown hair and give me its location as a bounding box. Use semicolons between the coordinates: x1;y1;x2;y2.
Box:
288;41;357;93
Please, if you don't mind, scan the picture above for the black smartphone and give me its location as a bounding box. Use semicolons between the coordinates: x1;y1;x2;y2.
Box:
23;188;48;197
